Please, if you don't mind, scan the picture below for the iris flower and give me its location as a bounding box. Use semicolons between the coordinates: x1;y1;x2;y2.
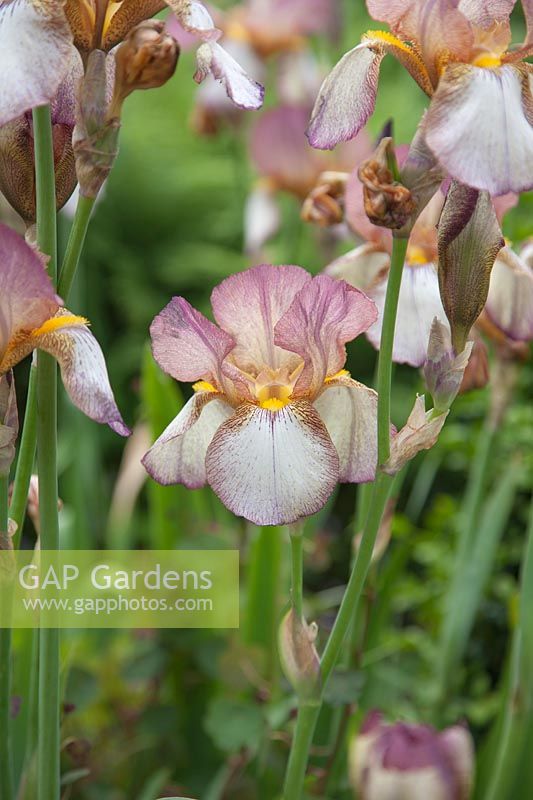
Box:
142;264;380;525
0;224;129;437
308;0;533;195
0;0;263;128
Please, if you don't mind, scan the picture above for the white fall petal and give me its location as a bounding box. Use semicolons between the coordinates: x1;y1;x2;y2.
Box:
205;400;340;525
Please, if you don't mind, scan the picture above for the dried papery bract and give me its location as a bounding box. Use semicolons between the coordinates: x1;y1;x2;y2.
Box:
384;395;448;476
350;711;474;800
438;182;504;354
278;608;321;701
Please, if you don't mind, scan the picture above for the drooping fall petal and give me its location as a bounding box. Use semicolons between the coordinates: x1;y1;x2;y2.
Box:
205;400;340;525
194;41;264;109
142;392;233;487
325;244;390;289
425;63;533;195
485;245;533;341
244;185;281;254
0;224;58;359
274;275;378;397
438;181;504;352
0;0;74;126
306;43;384;150
34;314;130;436
366;262;446;367
150;296;235;387
211;264;310;373
314;377;379;482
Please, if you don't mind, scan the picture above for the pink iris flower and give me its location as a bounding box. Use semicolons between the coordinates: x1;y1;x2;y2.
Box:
0;224;129;437
0;0;263;129
307;0;533;195
142;264;380;526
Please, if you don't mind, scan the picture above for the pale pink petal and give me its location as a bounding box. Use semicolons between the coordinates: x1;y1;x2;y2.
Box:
366;0;418;33
275;275;378;397
0;0;74;125
150;297;235;387
244;186;281;254
492;192;519;223
385;395;448;475
250;105;322;194
165;12;201;51
246;0;338;38
314;377;378;482
366;263;447;367
307;44;384;150
458;0;515;27
174;0;221;41
142;393;233;487
36;321;129;436
325;244;390;290
485;247;533;341
194;42;264;110
524;0;533;44
205;400;339;525
0;224;58;356
425;64;533;195
210;264;311;373
0;372;18;477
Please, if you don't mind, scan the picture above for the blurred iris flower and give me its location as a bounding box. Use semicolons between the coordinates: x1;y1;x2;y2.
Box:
0;224;129;437
308;0;533;195
143;264;382;525
0;0;263;128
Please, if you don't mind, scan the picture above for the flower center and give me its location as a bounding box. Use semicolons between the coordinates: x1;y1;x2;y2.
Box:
473;53;502;68
406;245;431;266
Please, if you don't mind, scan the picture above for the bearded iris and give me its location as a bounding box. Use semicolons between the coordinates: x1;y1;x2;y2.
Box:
307;0;533;195
142;264;381;525
0;224;128;437
0;0;263;128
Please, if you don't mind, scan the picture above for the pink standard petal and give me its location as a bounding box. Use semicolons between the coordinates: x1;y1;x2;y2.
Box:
458;0;515;27
36;323;130;436
0;0;74;126
150;297;235;387
314;377;379;483
307;43;384;150
142;392;233;487
205;400;339;525
194;41;264;110
246;0;338;38
210;264;311;373
425;64;533;195
0;224;58;356
275;275;378;397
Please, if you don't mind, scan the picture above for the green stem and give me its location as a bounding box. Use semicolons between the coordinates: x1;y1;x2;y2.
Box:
282;235;407;799
9;196;95;546
33;104;60;800
485;494;533;800
290;527;304;620
376;237;408;466
10;366;38;548
0;475;14;799
58;194;95;300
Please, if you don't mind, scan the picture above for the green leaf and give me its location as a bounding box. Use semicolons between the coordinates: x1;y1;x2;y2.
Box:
204;697;265;754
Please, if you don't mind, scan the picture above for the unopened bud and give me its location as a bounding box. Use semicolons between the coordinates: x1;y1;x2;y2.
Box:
350;711;474;800
73;51;120;199
112;21;179;113
301;171;348;227
358;138;416;232
0;372;18;477
424;318;473;413
278;608;321;701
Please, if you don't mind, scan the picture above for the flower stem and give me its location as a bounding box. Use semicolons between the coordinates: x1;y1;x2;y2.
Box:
290;526;304;619
376;236;408;466
0;474;14;800
58;194;95;299
33;103;61;800
282;235;407;799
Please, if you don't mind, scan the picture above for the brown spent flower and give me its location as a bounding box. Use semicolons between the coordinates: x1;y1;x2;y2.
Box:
112;20;180;114
358;138;416;232
301;171;348;227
